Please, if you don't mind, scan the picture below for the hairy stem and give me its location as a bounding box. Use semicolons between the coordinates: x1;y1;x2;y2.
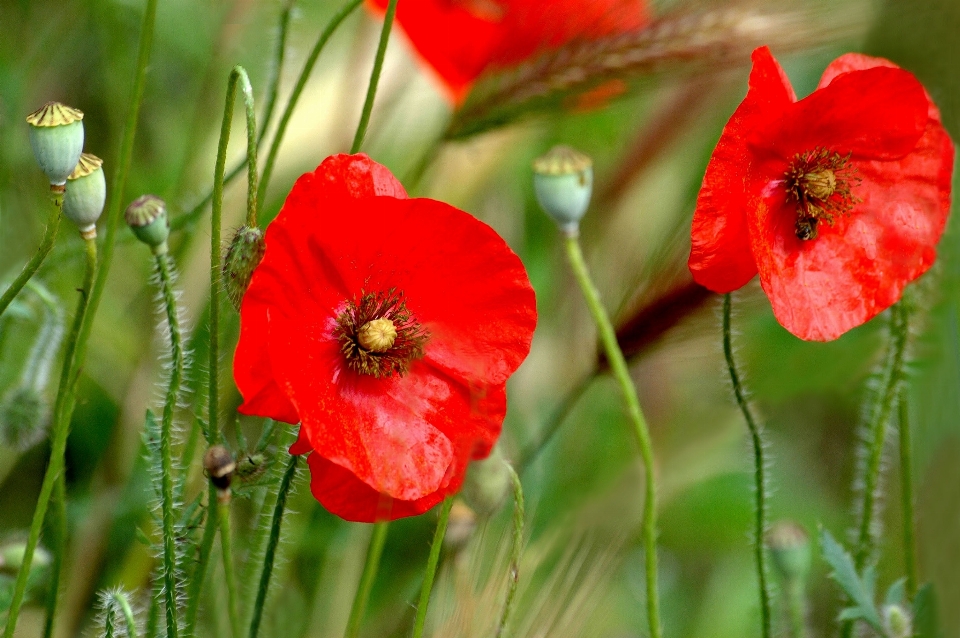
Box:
496;463;525;638
898;389;918;599
349;0;398;154
411;498;454;638
345;522;389;638
562;234;661;638
219;499;241;638
722;293;772;638
0;189;62;318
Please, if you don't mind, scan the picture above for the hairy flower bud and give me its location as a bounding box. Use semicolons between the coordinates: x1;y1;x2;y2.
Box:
26;102;84;186
223;225;266;311
63;153;106;238
460;444;510;517
203;445;236;494
0;385;48;451
125;194;170;253
767;520;811;583
533;145;593;235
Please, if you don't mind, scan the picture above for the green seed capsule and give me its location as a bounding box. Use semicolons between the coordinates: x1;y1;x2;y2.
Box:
125;194;170;253
63;153;106;238
26;102;85;185
533;145;594;236
223;225;266;311
460;444;510;517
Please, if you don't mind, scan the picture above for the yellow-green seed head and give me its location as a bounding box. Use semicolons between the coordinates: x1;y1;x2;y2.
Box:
767;520;811;583
533;145;593;235
125;194;170;252
63;153;106;235
26;102;85;185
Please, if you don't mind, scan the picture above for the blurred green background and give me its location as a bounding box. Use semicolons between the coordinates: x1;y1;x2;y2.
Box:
0;0;958;636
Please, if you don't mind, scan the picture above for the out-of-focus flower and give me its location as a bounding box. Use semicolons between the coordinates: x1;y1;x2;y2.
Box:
234;154;536;522
368;0;650;103
689;46;954;341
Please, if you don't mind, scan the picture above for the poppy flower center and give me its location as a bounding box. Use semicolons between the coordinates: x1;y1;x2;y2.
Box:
333;289;428;378
783;147;861;241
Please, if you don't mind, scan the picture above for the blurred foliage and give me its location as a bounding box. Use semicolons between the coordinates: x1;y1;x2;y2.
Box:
0;0;958;636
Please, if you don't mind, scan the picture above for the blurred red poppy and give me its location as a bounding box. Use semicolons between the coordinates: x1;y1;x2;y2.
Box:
689;46;954;341
368;0;650;103
234;154;536;521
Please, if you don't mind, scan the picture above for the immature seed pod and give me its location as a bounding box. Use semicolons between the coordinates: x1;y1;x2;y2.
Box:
125;194;170;253
26;102;84;186
63;153;106;238
460;444;510;517
203;444;236;492
223;225;266;311
766;520;811;584
533;145;594;236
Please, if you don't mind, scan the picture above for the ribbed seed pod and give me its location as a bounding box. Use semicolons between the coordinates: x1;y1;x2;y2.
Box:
63;153;106;238
26;102;84;186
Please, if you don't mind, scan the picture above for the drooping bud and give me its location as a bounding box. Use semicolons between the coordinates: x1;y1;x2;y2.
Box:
222;225;266;311
767;520;811;584
0;385;49;451
532;145;594;236
460;444;510;517
125;194;170;253
63;153;106;239
883;604;912;638
26;102;84;186
203;445;236;498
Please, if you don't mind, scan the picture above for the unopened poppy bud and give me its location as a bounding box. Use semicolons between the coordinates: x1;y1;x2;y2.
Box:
203;445;236;493
26;102;84;186
767;520;811;583
0;385;48;451
223;225;266;311
883;604;912;638
443;500;477;552
235;451;267;483
0;542;51;575
532;145;593;236
125;194;170;253
63;153;106;239
460;445;510;517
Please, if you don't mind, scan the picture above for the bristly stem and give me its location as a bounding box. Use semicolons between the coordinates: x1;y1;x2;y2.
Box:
257;0;365;205
722;293;773;638
219;498;241;638
349;0;398;154
102;590;139;638
248;453;299;638
3;237;97;637
345;522;389;638
496;463;525;638
562;233;662;638
156;253;184;638
898;388;918;599
0;189;62;318
411;498;454;638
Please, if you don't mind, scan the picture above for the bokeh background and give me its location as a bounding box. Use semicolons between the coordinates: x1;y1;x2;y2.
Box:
1;0;958;636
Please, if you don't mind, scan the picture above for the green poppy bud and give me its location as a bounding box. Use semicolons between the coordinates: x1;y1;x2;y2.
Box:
443;500;477;552
767;520;811;584
235;451;267;483
460;444;510;517
203;444;236;494
63;153;106;238
26;102;84;186
533;145;593;236
0;385;48;451
223;225;266;311
125;194;170;253
883;604;912;638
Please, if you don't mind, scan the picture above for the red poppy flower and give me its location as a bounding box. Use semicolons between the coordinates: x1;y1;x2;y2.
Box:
689;46;953;341
367;0;650;103
233;154;537;522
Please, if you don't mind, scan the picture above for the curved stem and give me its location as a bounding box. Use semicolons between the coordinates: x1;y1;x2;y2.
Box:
562;234;661;638
411;498;454;638
0;189;62;318
257;0;365;205
248;454;299;638
219;498;241;638
496;463;525;638
345;522;389;638
3;237;97;638
898;389;918;600
104;590;139;638
350;0;398;154
722;293;772;638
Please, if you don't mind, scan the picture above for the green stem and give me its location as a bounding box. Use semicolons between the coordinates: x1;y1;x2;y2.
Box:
786;579;807;638
42;469;67;638
898;388;917;600
2;237;97;638
0;189;62;318
496;463;525;638
722;293;772;638
562;234;661;638
411;498;454;638
184;489;219;637
219;498;241;638
344;522;390;638
349;0;398;154
257;0;365;205
104;590;139;638
248;454;300;638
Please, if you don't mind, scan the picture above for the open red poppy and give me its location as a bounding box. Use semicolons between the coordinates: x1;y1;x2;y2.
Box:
367;0;650;103
233;154;536;522
689;47;954;341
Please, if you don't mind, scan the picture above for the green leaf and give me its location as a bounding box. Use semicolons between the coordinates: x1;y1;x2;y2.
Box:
885;578;907;607
913;583;941;638
819;528;885;633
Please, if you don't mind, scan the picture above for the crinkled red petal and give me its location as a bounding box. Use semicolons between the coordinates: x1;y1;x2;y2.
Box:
689;46;795;292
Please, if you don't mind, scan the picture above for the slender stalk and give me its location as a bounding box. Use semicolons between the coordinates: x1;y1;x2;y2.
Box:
219;499;241;638
248;454;300;638
156;253;184;638
103;590;139;638
898;388;918;599
184;490;219;636
411;498;454;638
722;293;772;638
344;522;389;638
785;579;807;638
562;234;661;638
42;468;67;638
0;190;62;318
496;463;525;638
349;0;398;154
258;0;365;204
2;237;97;638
